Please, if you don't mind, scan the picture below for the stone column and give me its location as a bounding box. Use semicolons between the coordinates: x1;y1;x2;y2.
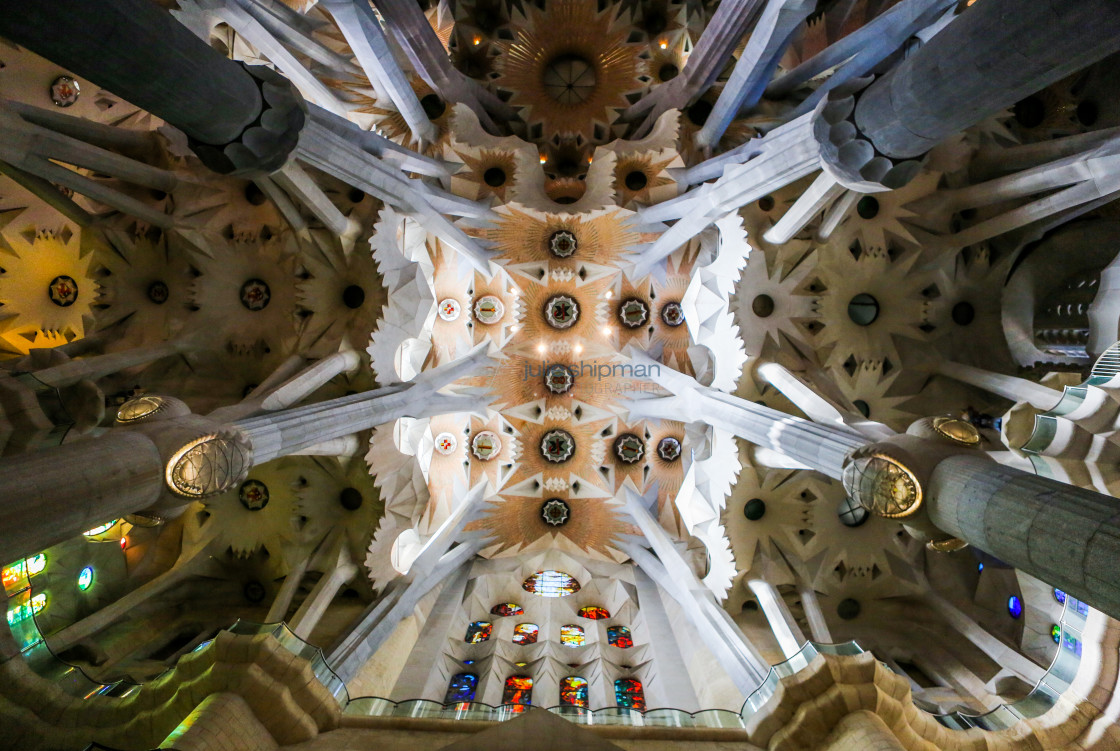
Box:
0;430;163;566
30;342;189;391
632;568;701;711
289;543;358;640
747;579;806;659
854;0;1120;160
933;361;1062;411
927;453;1120;620
798;584;833;643
0;0;262;146
390;563;472;701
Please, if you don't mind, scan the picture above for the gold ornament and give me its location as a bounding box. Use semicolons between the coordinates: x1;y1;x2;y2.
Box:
932;416;981;446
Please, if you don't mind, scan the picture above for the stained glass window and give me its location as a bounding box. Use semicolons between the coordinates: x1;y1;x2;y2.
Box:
512;623;539;645
614;678;645;710
523;570;580;597
1051;624;1061;644
503;675;533;705
6;593;46;626
26;554;46;576
560;624;585;646
1063;632;1083;656
1007;596;1023;619
560;676;588;707
445;673;479;703
491;603;524;617
77;567;94;591
465;621;492;643
83;520;118;536
1054;588;1067;604
578;605;610;620
607;625;633;648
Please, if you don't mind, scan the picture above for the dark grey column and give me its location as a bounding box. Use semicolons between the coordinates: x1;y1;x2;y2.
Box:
0;0;262;146
928;454;1120;619
855;0;1120;159
0;431;163;566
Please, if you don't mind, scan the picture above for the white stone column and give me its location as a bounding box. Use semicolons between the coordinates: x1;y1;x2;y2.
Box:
934;360;1062;411
289;540;358;640
747;579;805;659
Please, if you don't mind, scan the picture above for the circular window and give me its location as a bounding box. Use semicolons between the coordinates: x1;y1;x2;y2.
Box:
542;55;597;105
544;363;575;394
757;195;775;212
48;275;79;307
751;294;774;318
484;167;507;187
541;498;571;527
549;230;578;258
614;433;645;464
541;429;576;463
743;498;766;521
847;293;879;326
624;171;648;191
474;295;505;325
339;487;364;510
545;295;580;329
1008;595;1023;619
238;479;270;511
438;298;462;321
434;432;458;455
50;75;80;107
77;566;94;591
660;301;684;327
147;281;169;305
472;431;502;461
856;196;879;219
239;278;271;311
951;301;975;326
618;298;649;328
657;436;681;461
348;188;366;203
342;285;366;309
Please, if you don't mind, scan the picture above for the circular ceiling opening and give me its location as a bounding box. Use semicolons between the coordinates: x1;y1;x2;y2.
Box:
420;93;446;120
484;167;507;187
752;294;775;318
624;171;648;191
743;498;766;521
658;63;679;81
342;284;366;309
1013;95;1045;128
856;196;879;219
847;293;879;326
542;54;597;105
952;301;975;326
687;99;712;126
